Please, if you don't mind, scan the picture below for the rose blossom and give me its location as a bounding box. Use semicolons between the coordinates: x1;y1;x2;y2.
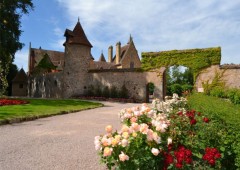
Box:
119;152;129;162
121;139;129;147
140;123;149;134
122;132;129;139
103;147;113;157
167;137;172;145
105;125;113;133
151;148;160;156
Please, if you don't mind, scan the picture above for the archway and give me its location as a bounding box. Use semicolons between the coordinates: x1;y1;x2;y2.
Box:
146;82;155;103
164;65;193;98
141;47;221;100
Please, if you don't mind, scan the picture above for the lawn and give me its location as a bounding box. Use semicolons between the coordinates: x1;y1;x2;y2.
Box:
187;93;240;127
0;98;103;124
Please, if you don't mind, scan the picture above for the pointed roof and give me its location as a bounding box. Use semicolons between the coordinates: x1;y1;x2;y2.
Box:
12;68;28;83
127;34;133;44
99;52;106;62
64;20;92;47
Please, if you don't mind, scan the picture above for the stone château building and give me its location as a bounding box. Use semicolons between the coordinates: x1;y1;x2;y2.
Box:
26;20;161;102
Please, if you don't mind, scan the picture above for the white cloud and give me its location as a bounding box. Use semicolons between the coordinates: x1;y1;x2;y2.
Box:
14;50;29;72
55;0;240;63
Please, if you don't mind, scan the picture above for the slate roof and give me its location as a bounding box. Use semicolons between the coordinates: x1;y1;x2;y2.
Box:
112;44;130;62
92;61;117;69
30;48;64;68
64;21;92;47
12;68;28;83
99;53;106;62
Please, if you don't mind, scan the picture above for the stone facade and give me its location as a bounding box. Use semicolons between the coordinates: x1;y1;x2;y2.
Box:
89;69;162;102
28;72;63;98
26;20;161;102
196;65;240;91
12;68;28;96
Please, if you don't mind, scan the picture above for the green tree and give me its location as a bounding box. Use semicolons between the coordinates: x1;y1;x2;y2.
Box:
166;66;194;96
6;63;18;95
0;0;33;95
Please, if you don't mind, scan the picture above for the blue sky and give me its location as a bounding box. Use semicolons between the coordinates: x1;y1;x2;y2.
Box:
14;0;240;71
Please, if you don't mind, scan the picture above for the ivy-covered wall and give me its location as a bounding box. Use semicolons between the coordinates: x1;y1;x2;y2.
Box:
141;47;221;79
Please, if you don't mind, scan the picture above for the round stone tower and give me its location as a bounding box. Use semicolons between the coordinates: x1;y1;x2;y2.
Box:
62;20;93;98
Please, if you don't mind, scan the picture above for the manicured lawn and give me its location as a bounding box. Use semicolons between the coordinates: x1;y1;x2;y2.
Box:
0;98;103;124
187;93;240;127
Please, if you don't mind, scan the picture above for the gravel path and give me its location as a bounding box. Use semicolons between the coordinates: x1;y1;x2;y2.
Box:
0;101;140;170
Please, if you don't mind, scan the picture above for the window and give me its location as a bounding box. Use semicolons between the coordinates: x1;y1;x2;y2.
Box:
19;84;23;88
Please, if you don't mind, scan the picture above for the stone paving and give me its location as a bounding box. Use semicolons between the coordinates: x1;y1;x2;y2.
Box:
0;101;140;170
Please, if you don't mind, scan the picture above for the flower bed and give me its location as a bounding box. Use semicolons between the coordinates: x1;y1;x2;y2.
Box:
95;94;232;169
0;98;29;106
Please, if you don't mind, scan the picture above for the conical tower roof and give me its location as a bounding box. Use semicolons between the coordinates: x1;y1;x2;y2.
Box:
64;20;92;47
99;52;106;62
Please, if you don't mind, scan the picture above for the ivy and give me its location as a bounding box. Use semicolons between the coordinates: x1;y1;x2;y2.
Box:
141;47;221;79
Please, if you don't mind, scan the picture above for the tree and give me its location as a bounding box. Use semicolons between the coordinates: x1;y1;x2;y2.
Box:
6;63;18;95
0;0;33;95
166;66;194;96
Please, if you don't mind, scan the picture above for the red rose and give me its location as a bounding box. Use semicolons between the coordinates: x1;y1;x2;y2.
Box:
190;119;197;125
203;117;210;123
175;163;183;169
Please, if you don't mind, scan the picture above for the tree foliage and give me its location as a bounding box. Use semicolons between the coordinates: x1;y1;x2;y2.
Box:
166;66;194;96
0;0;33;95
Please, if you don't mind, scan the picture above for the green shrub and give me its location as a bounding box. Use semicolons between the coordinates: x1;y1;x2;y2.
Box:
170;84;182;96
87;85;94;96
148;82;155;95
182;84;193;92
233;91;240;104
102;86;110;98
119;84;129;98
210;86;226;98
110;86;119;98
226;88;238;102
94;86;102;97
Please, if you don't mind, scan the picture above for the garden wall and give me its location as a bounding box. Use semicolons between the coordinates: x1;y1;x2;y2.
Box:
88;69;162;102
195;65;240;91
28;72;63;98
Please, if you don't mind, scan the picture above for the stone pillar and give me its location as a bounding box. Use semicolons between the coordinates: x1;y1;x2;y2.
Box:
108;45;113;62
116;42;121;64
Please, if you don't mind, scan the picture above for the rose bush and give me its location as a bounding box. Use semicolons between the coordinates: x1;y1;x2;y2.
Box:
95;94;231;169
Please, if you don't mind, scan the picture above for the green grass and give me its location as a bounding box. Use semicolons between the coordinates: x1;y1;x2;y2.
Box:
0;98;103;123
187;93;240;128
188;93;240;168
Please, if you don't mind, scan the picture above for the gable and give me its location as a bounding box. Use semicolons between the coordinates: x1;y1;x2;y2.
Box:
121;41;141;68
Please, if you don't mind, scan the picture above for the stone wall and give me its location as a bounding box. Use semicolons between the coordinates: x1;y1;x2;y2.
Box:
196;65;240;91
62;44;92;98
88;69;162;102
28;72;63;98
12;82;27;96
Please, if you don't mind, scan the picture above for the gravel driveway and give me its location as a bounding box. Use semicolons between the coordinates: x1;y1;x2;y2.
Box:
0;101;140;170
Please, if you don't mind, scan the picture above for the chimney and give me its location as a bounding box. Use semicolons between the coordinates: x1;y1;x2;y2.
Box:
116;42;121;64
108;46;113;62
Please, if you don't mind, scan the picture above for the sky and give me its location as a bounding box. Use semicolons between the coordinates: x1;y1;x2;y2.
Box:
14;0;240;71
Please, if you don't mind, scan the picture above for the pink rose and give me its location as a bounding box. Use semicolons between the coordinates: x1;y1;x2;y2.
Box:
103;147;113;157
105;125;113;133
151;148;160;156
119;152;129;162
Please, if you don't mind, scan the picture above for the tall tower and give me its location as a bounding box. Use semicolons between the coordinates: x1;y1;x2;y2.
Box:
63;19;93;98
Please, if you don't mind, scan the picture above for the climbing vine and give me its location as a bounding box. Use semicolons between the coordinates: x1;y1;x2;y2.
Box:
141;47;221;79
32;53;56;75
